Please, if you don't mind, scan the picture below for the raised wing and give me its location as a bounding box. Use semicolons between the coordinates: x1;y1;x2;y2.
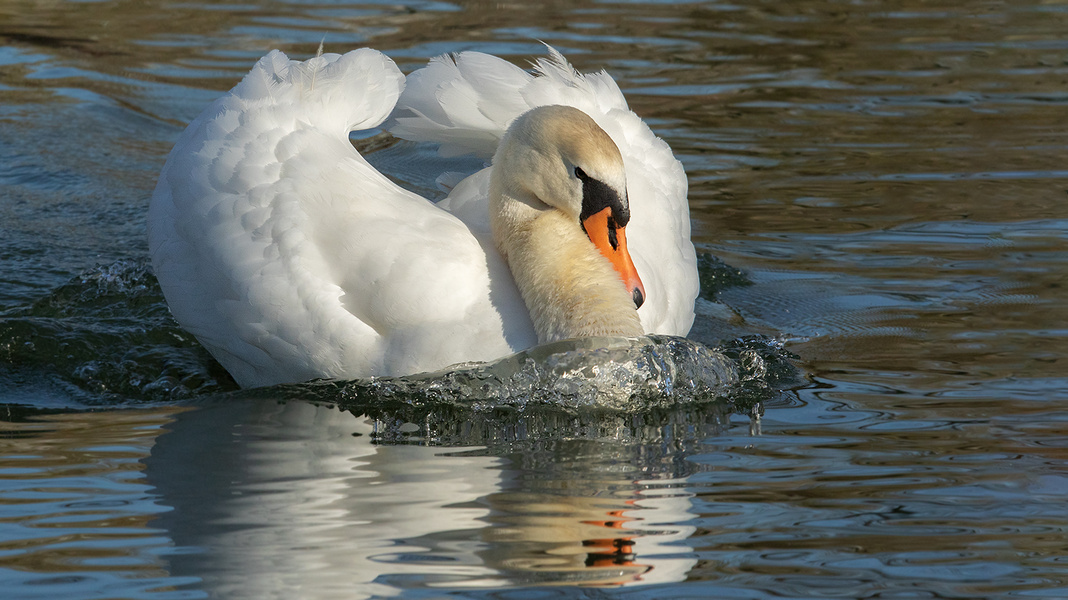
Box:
149;49;530;386
391;48;698;337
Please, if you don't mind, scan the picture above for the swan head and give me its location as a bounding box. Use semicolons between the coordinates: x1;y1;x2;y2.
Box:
490;105;647;342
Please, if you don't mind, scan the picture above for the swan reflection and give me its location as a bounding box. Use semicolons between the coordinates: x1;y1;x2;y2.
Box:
146;397;713;595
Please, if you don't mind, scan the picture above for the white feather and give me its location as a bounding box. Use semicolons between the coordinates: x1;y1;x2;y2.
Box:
149;48;697;388
391;47;698;337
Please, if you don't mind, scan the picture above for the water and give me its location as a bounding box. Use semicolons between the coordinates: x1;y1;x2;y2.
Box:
1;0;1066;598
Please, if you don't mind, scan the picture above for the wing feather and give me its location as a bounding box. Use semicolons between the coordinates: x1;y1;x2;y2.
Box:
390;47;698;336
149;49;529;386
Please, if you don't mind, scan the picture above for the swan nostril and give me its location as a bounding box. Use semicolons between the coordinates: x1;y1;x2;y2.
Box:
632;287;644;309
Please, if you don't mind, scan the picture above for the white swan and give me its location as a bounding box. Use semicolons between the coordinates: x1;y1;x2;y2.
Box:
148;48;698;388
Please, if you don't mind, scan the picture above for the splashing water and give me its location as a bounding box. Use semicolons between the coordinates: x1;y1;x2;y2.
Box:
347;335;739;411
0;260;796;413
0;259;235;404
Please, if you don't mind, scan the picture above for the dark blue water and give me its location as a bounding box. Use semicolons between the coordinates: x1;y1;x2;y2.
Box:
1;1;1066;598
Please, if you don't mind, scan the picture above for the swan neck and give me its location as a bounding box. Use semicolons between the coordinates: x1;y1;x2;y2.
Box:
492;190;643;343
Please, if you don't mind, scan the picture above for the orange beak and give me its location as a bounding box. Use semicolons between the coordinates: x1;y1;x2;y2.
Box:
582;206;646;309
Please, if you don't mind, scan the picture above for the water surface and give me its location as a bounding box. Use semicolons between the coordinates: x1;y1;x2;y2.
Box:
1;1;1066;598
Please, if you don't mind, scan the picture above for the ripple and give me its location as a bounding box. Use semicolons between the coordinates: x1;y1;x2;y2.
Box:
0;260;234;404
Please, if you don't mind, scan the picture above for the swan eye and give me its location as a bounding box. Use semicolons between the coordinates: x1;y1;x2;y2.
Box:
574;166;587;180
